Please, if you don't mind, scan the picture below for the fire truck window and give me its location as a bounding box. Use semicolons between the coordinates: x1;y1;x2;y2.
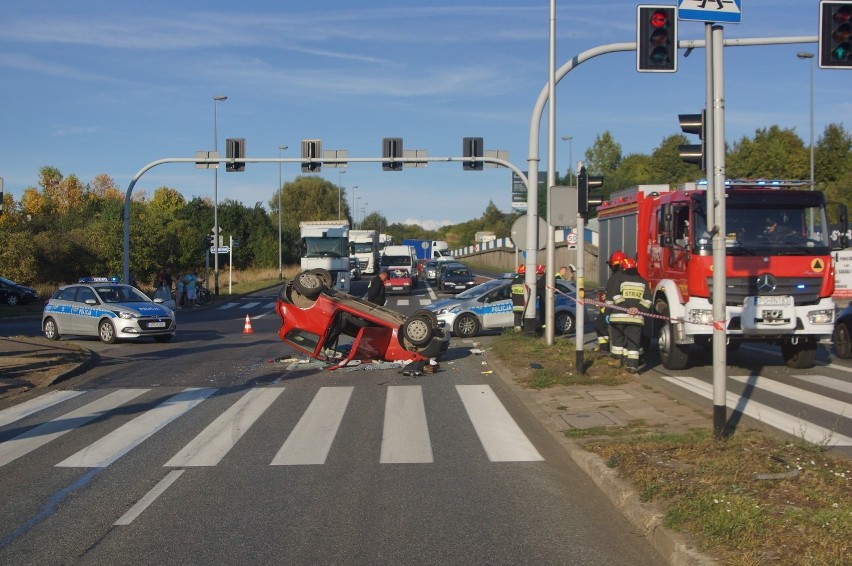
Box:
674;206;689;246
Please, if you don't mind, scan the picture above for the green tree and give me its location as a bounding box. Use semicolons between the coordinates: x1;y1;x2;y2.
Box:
727;126;808;179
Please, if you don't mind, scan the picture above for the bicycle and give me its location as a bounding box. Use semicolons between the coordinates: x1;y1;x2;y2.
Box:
196;284;213;306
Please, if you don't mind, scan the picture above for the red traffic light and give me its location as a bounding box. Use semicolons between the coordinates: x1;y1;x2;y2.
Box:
650;10;668;28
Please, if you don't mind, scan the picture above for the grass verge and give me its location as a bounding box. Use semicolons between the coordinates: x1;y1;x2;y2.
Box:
491;331;851;566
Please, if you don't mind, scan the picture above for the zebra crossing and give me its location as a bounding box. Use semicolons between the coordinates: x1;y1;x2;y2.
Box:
0;384;543;470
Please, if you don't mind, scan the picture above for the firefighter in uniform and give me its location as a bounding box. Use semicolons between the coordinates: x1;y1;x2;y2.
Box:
511;265;527;330
605;256;651;374
595;250;625;352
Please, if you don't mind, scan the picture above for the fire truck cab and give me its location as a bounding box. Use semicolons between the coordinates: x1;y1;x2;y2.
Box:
598;180;848;370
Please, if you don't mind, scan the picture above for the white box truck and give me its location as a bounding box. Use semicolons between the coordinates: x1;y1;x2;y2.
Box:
299;220;351;293
349;229;380;275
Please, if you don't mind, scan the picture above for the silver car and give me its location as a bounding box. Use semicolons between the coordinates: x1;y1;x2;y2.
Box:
426;277;576;338
42;277;176;343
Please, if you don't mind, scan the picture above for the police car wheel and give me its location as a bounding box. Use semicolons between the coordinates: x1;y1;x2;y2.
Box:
453;313;480;338
98;320;118;344
43;317;60;341
555;312;575;334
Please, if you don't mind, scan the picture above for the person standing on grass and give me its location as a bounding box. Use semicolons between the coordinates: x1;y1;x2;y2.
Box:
605;256;651;374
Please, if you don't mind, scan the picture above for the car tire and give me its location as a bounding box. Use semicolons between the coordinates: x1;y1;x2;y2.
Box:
402;315;433;347
412;309;439;329
6;294;19;306
834;322;852;359
308;268;333;288
43;317;60;341
293;271;323;299
154;334;173;343
98;319;118;344
555;311;575;334
453;313;480;338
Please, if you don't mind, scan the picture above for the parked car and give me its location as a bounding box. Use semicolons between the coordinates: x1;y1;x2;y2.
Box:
426;277;576;338
276;269;449;367
42;277;176;343
834;304;852;358
438;266;478;294
0;276;39;306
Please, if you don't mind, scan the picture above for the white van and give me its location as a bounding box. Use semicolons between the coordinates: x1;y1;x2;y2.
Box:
380;244;419;285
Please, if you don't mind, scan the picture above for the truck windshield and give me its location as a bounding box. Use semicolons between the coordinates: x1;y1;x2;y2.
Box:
351;243;375;254
692;199;831;255
303;237;347;258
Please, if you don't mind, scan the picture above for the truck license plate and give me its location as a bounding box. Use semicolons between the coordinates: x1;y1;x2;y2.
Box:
756;296;792;306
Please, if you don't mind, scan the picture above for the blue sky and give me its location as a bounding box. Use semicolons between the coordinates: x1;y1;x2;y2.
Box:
1;1;846;229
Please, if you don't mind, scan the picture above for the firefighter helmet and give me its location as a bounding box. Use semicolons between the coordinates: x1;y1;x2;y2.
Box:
609;250;625;267
535;264;546;275
517;264;526;274
621;257;637;271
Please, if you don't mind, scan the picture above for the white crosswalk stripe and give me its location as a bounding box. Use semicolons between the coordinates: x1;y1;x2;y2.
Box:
0;384;543;469
240;301;261;309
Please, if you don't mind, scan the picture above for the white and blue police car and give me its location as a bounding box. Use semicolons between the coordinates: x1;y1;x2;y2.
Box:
42;277;176;344
425;276;576;338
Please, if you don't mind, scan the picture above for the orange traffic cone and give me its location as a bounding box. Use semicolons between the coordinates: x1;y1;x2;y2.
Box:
243;314;254;334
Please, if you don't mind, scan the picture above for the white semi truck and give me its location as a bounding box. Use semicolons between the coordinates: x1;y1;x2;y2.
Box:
349;229;380;275
299;220;351;293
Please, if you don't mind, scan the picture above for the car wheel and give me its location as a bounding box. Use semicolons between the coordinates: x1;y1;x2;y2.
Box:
6;294;19;306
308;268;333;288
834;322;852;359
453;313;480;338
98;319;118;344
43;317;61;341
154;334;173;343
402;315;434;347
412;309;439;329
293;271;323;299
555;311;575;334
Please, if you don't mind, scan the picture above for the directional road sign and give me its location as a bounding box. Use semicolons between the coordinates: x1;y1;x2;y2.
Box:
210;246;230;254
678;0;742;24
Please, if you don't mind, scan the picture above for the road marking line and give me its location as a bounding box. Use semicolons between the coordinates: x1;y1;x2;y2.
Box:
240;302;260;309
165;388;284;467
663;375;852;447
0;390;85;429
792;374;852;395
0;389;149;467
397;299;410;306
730;375;852;416
219;303;238;309
271;387;353;465
56;388;217;468
456;385;543;462
114;470;184;526
381;386;433;464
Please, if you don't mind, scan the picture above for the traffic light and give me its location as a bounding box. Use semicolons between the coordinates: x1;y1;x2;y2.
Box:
678;111;706;171
577;166;603;217
301;139;322;173
819;1;852;69
463;137;483;170
204;235;214;249
382;137;403;171
225;138;245;172
637;5;677;72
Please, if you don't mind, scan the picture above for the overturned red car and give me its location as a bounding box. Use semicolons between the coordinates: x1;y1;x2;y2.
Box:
276;269;448;369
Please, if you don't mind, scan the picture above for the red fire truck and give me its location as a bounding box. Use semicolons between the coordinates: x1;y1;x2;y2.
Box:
597;180;848;370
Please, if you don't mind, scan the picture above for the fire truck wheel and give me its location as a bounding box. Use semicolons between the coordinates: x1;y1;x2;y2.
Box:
781;339;817;369
657;303;690;370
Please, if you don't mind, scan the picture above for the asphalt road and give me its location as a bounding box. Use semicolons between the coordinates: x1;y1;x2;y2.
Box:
0;283;665;565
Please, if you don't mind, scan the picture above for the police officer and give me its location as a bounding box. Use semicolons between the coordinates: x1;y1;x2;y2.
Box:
605;257;651;374
595;251;624;352
367;270;389;306
511;265;526;330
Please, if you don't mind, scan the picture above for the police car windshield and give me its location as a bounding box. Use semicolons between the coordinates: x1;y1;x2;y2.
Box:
94;285;150;303
456;279;503;299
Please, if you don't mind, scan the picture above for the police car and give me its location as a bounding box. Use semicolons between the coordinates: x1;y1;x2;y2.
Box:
42;277;176;344
425;276;577;338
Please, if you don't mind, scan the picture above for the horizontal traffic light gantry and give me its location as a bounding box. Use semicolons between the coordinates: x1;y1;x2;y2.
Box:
819;1;852;69
637;5;677;73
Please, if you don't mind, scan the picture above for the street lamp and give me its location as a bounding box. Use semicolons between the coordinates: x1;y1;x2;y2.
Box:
337;170;346;220
361;203;368;230
797;52;815;192
561;135;573;185
355;196;361;228
212;95;227;297
350;186;358;226
278;144;288;279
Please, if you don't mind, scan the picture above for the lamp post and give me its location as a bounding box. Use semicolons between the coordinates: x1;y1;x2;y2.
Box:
561;135;573;185
797;52;815;192
350;186;358;226
355;196;361;228
212;95;227;297
337;170;346;220
278;145;288;279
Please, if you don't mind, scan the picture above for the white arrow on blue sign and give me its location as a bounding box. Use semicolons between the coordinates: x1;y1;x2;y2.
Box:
678;0;742;24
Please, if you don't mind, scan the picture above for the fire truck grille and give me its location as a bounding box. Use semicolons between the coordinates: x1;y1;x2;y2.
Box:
708;277;823;306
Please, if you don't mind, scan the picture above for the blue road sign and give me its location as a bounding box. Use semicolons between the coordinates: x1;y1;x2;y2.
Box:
678;0;742;24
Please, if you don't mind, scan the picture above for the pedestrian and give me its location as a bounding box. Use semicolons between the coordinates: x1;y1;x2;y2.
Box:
511;265;527;330
174;272;185;309
556;264;576;282
185;271;198;308
367;270;388;306
605;256;651;374
595;251;625;353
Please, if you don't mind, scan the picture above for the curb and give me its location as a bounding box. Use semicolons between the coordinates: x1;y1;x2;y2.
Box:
484;346;718;566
